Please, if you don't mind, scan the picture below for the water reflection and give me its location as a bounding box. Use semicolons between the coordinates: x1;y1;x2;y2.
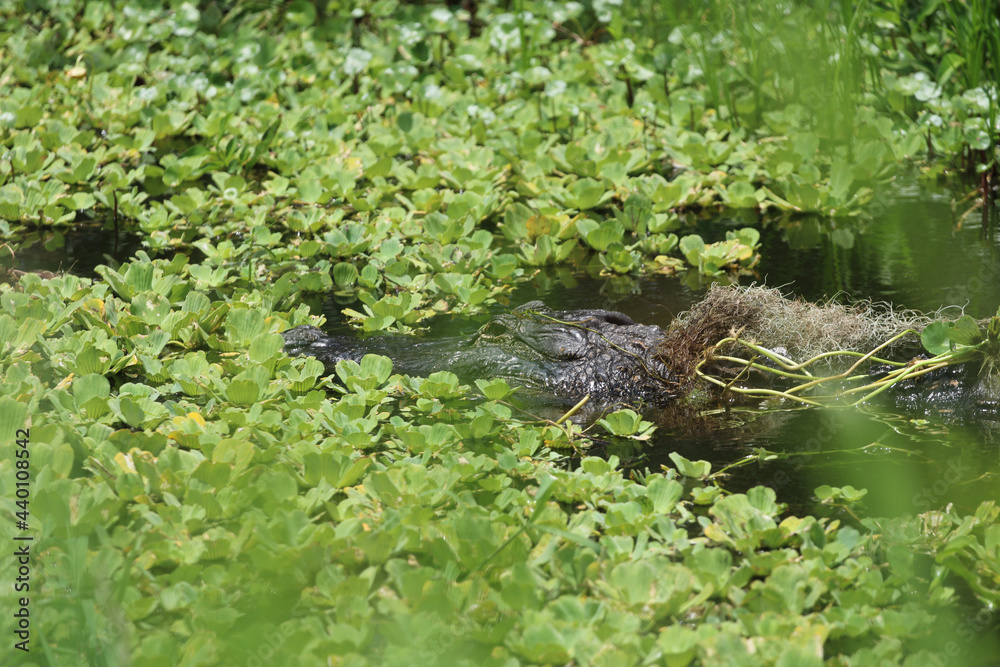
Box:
759;182;1000;316
12;222;144;279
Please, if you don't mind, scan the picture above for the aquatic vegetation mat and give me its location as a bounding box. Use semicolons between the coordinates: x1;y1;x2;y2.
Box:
1;0;999;664
3;0;996;324
661;284;928;387
671;285;1000;409
2;254;1000;665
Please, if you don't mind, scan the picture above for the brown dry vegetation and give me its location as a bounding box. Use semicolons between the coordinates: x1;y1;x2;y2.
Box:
660;284;933;386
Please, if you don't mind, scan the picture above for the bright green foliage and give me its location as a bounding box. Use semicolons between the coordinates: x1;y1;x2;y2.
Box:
3;255;999;664
596;408;654;438
922;314;986;354
668;452;713;480
10;0;990;303
2;1;999;665
921;314;993;366
679;228;760;276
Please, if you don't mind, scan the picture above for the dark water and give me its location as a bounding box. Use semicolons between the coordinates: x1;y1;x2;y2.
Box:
759;183;1000;317
10;222;145;278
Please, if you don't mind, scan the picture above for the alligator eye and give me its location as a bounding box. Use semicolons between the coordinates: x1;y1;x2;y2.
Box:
479;321;510;338
593;311;635;326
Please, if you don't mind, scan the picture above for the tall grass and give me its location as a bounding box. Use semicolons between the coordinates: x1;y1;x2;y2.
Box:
623;1;883;145
943;0;1000;233
619;0;998;230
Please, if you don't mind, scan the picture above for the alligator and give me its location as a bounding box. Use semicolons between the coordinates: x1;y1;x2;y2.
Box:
281;288;1000;415
282;300;677;405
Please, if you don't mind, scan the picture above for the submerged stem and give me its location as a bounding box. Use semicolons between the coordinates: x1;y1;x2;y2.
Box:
697;330;971;408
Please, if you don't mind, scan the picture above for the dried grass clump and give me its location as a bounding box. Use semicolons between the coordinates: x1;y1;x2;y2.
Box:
660;284;932;381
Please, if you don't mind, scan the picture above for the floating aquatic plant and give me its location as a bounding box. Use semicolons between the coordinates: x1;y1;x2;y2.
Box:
3;2;1000;664
682;286;1000;408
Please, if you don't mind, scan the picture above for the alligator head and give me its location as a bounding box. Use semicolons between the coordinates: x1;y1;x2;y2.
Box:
282;301;676;405
451;301;675;403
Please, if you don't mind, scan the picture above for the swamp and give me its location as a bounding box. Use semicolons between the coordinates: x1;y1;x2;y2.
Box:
2;1;1000;665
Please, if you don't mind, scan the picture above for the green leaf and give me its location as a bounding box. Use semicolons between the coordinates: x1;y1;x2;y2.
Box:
575;218;599;239
124;261;155;293
657;625;698;665
584;220;624;252
135;329;171;356
359;354;394;384
733;227;760;247
620;193;653;232
116;396;146;428
333;262;359;287
75;346;112;375
360;315;395;332
226;379;260;405
668;452;712;479
816;485;868;504
678;235;705;264
297;180;324;203
192;461;232;489
335;457;372;488
490;254;518;280
647;477;683;513
226;308;266;346
784;182;821;211
74;155;98;182
475;378;512;400
160;582;199;611
73;374;111;405
921;321;953;356
814;484;836;501
829;159;854;202
246;116;281;170
0;396;29;445
248;333;285;363
597;408;643;435
14;318;46;352
948;315;983;346
726;180;759;207
116;473;146;499
565;178;607;210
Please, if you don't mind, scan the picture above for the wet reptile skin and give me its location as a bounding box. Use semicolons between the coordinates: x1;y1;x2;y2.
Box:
282;301;676;405
283;301;994;414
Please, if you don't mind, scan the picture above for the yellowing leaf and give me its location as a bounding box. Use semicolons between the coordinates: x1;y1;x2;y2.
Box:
114;452;137;474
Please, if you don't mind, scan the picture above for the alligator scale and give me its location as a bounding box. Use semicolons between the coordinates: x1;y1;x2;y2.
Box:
282;286;1000;415
282;301;677;405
